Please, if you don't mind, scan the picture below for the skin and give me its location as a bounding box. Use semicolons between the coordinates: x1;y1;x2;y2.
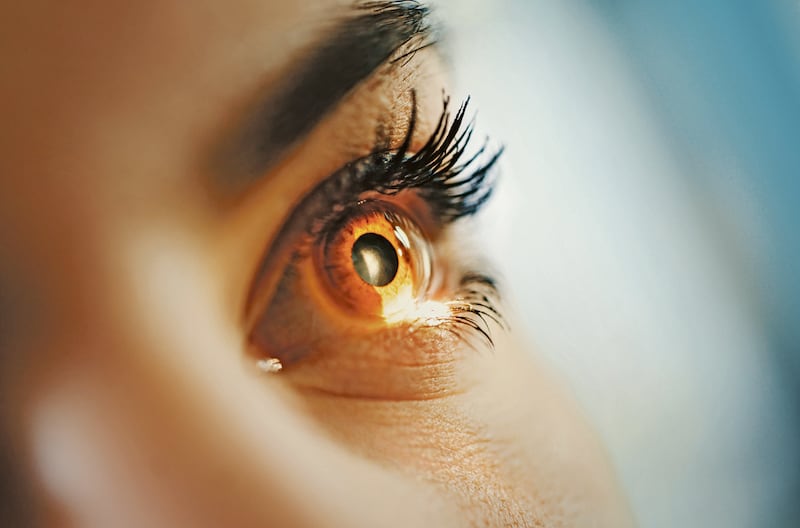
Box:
0;1;634;526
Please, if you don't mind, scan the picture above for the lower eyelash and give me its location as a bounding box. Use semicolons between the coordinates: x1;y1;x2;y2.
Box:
420;271;506;350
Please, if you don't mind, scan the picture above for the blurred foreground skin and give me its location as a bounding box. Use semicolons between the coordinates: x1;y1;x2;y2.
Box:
0;1;633;526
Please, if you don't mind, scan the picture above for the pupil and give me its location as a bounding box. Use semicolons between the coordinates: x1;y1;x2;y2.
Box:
351;233;399;287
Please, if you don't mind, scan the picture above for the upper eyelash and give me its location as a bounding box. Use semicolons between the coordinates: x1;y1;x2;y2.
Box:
302;92;504;241
369;91;504;223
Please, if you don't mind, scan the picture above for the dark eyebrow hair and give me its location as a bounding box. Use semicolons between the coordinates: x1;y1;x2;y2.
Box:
216;1;434;189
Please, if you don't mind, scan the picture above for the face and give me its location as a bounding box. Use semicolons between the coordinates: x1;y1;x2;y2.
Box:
0;1;632;526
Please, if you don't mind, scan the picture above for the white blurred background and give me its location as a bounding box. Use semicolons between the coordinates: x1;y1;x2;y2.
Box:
437;1;800;526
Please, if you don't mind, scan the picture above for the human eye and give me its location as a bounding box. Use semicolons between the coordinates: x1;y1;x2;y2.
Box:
244;93;504;401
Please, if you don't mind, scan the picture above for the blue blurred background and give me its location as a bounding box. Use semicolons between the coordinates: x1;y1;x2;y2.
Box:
440;0;800;526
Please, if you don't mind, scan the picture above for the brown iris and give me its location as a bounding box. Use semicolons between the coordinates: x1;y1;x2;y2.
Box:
318;200;431;320
250;200;433;367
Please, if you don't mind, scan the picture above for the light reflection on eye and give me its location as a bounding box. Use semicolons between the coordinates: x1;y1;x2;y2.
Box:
318;200;433;321
351;233;398;287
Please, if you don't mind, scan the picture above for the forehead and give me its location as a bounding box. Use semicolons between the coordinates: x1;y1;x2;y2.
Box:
0;0;349;187
1;0;345;88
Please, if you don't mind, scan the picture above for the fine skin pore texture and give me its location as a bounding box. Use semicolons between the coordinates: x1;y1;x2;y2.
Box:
0;1;634;526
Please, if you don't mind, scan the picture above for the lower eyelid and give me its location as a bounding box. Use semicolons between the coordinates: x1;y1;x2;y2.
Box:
277;325;471;401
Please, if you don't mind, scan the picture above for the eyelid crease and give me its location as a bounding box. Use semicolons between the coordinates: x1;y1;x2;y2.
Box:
214;1;437;190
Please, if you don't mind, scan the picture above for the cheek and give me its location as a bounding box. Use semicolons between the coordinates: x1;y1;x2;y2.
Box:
459;335;634;526
294;332;633;527
15;232;280;525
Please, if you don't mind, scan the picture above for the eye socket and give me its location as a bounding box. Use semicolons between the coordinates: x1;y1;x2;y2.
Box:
317;200;432;321
246;93;504;385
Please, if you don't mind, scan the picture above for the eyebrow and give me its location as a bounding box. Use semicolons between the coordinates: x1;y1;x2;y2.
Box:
216;1;434;189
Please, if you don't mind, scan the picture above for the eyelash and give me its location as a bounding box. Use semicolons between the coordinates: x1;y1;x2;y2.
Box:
297;92;504;243
357;92;504;223
250;93;506;349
